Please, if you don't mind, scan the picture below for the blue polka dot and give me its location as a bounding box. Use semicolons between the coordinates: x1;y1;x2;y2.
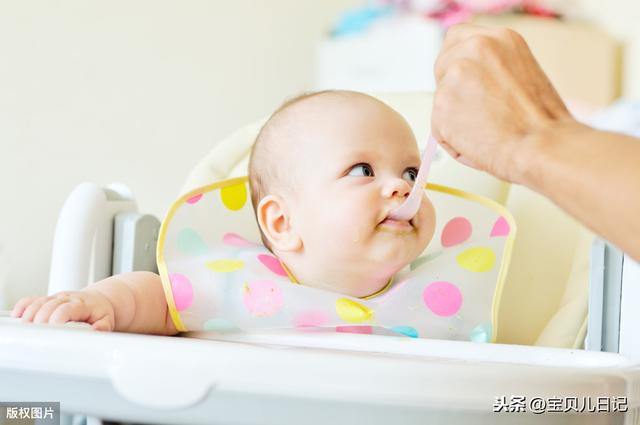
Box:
470;323;492;343
391;325;419;338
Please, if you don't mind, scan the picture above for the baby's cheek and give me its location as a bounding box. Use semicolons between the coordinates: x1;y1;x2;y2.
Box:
316;196;377;259
309;212;358;256
418;197;437;245
327;223;372;268
327;203;366;241
335;219;366;248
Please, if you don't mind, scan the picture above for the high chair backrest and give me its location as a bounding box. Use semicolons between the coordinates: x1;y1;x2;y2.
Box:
181;91;592;348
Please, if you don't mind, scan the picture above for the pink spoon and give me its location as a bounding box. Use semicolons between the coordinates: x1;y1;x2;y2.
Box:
388;136;437;221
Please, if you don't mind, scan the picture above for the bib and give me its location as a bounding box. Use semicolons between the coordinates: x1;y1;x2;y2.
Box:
157;177;515;342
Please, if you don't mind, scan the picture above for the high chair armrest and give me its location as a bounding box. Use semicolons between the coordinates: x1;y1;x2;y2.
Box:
48;183;137;294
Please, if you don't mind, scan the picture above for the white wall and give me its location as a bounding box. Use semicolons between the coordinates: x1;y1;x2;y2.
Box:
0;0;360;307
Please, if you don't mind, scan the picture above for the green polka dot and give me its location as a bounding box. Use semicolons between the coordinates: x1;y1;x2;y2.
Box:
176;228;208;256
410;251;444;271
203;318;239;333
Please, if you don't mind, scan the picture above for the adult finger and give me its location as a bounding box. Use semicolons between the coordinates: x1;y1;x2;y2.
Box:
434;35;499;82
440;23;501;57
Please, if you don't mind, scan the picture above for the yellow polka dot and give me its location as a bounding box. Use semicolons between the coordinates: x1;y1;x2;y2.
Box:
335;298;374;323
206;259;245;273
220;183;247;211
456;247;496;272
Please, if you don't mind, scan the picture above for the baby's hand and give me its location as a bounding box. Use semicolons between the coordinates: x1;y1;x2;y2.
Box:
11;290;116;331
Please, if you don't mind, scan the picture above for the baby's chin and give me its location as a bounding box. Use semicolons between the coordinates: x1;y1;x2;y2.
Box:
327;282;388;299
338;261;412;298
368;238;423;268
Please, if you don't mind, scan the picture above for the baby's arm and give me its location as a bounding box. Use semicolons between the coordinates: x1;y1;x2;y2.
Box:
11;271;179;335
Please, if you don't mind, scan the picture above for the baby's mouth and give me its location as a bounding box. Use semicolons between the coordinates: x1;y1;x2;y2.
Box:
378;216;414;232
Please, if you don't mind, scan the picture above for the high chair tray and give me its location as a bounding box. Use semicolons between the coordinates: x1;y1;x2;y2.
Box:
0;320;638;425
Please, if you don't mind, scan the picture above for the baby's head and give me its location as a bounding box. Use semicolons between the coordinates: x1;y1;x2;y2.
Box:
249;90;435;298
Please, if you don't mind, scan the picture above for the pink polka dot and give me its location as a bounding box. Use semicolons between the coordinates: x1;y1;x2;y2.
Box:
441;217;472;247
169;273;193;311
294;311;329;328
222;232;257;247
336;325;373;334
185;194;203;204
257;254;288;277
423;281;463;317
243;280;284;317
490;216;510;237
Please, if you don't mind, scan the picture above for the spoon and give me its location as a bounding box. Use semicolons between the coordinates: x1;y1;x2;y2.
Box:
387;136;437;221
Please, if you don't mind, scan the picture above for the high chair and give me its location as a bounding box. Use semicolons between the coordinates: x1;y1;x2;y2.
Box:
0;92;638;425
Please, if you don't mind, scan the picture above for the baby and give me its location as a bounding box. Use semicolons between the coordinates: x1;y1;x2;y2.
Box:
11;90;435;334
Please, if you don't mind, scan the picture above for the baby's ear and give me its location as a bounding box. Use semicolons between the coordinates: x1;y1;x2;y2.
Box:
256;195;302;252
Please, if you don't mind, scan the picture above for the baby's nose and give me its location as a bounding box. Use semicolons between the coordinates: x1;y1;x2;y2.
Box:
382;178;411;199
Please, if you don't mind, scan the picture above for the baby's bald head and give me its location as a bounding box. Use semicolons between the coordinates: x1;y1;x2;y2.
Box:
249;92;325;223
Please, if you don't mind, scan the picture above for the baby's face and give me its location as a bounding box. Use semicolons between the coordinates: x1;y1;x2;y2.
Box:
277;95;436;297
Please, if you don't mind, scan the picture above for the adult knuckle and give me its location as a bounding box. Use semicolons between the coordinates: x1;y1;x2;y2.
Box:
432;92;449;115
446;59;476;83
468;35;497;57
434;56;446;80
443;23;465;42
500;27;523;43
447;61;467;81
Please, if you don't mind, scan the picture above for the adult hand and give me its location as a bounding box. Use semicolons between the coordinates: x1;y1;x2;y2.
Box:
431;23;575;183
431;23;640;261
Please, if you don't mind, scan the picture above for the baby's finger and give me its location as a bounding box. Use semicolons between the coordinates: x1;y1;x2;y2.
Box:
33;298;71;324
91;317;114;332
11;296;38;318
20;298;48;322
48;301;90;326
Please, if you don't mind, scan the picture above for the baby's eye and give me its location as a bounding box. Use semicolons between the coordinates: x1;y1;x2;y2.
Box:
348;163;374;177
403;167;418;183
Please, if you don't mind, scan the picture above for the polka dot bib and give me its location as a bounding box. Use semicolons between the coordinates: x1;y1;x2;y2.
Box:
157;177;516;342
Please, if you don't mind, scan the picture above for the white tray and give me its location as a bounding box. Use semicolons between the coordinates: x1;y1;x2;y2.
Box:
1;317;638;425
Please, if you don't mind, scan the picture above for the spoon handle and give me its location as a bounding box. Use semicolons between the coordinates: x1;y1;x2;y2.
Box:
388;136;437;221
